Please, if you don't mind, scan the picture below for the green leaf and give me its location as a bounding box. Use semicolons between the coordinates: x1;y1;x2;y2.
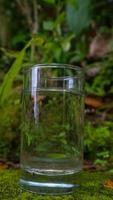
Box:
0;37;44;104
66;0;91;35
42;0;55;4
0;48;19;58
61;34;74;52
43;21;54;31
55;12;65;26
0;49;26;104
11;31;27;46
67;0;77;6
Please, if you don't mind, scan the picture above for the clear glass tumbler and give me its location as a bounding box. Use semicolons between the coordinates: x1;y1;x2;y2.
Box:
20;64;84;195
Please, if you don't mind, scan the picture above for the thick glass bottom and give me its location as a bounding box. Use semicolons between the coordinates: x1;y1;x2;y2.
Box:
20;169;80;195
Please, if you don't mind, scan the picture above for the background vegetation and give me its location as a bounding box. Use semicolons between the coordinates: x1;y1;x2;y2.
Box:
0;0;113;169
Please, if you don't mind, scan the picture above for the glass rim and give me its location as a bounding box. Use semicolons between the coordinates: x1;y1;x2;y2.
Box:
24;63;84;74
23;63;84;92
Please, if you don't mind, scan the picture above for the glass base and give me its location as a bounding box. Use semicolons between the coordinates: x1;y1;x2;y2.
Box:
20;170;80;195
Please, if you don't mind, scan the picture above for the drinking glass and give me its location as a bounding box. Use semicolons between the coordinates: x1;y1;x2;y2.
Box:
20;64;84;194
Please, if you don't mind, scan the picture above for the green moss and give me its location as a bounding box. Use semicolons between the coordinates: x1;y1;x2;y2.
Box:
0;170;113;200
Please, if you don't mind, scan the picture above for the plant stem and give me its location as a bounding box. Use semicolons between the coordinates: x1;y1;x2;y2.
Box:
31;0;39;62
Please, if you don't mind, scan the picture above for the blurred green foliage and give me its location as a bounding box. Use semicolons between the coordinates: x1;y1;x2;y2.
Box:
67;0;91;35
0;94;20;162
86;57;113;96
85;121;113;167
0;0;113;167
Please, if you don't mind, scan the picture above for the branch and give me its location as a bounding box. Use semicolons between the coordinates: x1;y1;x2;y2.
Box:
24;0;33;29
16;0;33;32
30;0;39;62
32;0;39;35
16;0;39;62
16;0;25;13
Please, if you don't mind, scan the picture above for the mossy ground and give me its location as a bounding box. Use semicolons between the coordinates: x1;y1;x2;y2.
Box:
0;170;113;200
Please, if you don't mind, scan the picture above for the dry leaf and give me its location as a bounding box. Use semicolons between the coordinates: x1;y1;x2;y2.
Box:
0;163;8;169
104;180;113;189
85;96;103;108
88;33;110;58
